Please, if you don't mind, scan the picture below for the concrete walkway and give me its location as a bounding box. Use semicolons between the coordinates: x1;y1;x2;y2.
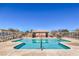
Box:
0;38;79;56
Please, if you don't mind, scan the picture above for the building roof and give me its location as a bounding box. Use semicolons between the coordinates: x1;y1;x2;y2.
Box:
32;30;49;33
0;29;19;33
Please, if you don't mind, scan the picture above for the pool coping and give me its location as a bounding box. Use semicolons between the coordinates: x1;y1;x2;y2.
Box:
12;38;72;51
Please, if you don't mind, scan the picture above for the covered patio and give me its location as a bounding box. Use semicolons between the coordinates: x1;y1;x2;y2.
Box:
32;30;49;38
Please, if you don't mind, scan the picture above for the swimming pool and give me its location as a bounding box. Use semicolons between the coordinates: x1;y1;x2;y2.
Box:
14;38;70;49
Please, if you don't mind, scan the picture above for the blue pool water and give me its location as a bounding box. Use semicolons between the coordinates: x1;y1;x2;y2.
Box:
14;38;70;49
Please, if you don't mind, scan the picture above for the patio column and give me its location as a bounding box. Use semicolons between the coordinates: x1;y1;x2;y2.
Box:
46;32;48;37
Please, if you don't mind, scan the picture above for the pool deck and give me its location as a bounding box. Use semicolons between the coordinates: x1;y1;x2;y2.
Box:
0;37;79;56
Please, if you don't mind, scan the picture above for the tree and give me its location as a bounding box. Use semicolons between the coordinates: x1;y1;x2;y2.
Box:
25;30;30;33
30;29;33;32
8;28;20;32
75;29;79;32
50;30;57;36
58;29;69;32
58;29;69;36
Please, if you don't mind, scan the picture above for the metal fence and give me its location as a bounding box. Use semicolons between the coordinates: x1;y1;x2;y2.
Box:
0;32;18;42
0;31;79;42
59;32;79;39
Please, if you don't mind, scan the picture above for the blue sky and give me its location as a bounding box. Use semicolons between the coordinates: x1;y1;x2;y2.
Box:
0;3;79;31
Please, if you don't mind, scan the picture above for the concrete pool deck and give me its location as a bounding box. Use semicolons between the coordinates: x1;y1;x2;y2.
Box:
0;37;79;56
